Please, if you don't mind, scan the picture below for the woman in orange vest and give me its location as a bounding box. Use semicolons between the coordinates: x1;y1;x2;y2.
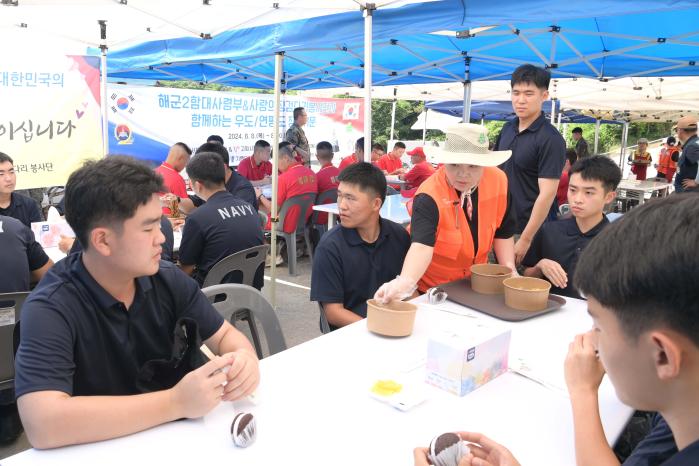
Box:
374;123;517;301
629;138;652;181
655;136;679;183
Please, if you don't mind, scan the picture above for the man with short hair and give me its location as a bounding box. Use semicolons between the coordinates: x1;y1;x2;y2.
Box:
14;155;259;449
371;143;385;164
523;156;621;298
237;139;272;186
674;116;699;192
415;194;699;466
178;143;257;213
207;134;225;145
495;64;567;264
339;137;365;171
285;107;310;165
155;142;192;201
311;162;410;329
315;141;341;227
399;147;434;189
178;152;264;289
0;152;43;227
572;127;590;159
377;142;407;175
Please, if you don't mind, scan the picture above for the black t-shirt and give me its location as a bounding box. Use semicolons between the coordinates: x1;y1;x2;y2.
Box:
496;112;566;233
14;254;224;398
0;192;43;227
179;191;264;287
521;215;609;298
0;215;49;293
191;171;258;211
69;216;175;263
410;189;517;252
623;413;677;466
661;439;699;466
675;135;699;192
310;218;411;329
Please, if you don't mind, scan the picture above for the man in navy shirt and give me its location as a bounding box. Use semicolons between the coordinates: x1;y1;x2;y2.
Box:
14;156;259;449
495;65;566;265
0;215;52;443
178;152;264;288
0;152;43;227
523;156;621;299
177;143;258;213
415;194;699;466
311;163;410;330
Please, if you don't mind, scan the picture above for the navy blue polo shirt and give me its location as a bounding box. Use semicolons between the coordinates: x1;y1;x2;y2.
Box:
674;135;699;192
310;218;411;327
0;215;49;293
662;439;699;465
68;216;175;263
623;414;677;465
179;191;264;287
495;112;566;233
191;171;258;211
521;215;609;299
0;192;43;227
14;254;224;398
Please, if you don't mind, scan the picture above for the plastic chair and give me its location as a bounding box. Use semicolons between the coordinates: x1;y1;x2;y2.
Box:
317;302;332;334
0;292;30;391
202;244;269;289
277;192;316;276
311;188;338;238
202;284;287;358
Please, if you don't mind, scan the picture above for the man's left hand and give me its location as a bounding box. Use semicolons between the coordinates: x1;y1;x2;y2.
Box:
682;179;698;189
220;350;260;401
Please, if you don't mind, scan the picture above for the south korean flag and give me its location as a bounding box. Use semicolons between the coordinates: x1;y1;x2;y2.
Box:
342;103;360;120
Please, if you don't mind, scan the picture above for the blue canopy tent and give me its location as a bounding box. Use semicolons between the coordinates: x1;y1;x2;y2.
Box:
426;100;622;125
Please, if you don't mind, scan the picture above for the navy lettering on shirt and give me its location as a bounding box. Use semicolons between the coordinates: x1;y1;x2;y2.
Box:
179;191;264;287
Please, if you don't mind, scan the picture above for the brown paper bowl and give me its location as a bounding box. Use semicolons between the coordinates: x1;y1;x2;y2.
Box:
503;277;552;311
366;299;418;337
470;264;513;294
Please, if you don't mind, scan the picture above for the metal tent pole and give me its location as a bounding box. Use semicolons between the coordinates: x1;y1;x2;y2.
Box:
362;4;375;162
270;52;284;307
619;121;629;171
594;118;601;154
422;108;427;143
389;87;397;142
99;20;109;157
462;56;471;123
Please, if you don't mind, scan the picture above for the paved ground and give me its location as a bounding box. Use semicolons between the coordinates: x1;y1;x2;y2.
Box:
0;255;321;460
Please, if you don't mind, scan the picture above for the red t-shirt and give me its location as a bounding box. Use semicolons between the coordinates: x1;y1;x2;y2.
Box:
556;170;569;207
315;164;341;225
237;155;272;181
155;162;187;215
339;154;358;171
377;154;403;174
403;160;435;189
273;163;318;233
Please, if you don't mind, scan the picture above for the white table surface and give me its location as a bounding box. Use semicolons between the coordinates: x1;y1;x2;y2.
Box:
312;193;412;228
4;295;632;466
386;174;408;186
617;179;672;192
43;231;182;263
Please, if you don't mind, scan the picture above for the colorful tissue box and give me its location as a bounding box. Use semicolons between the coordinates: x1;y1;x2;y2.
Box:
426;326;511;396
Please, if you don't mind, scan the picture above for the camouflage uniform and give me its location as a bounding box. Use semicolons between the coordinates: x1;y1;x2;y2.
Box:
285;123;310;165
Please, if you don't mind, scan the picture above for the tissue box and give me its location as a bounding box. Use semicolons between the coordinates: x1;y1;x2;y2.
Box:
426;326;511;396
30;221;75;248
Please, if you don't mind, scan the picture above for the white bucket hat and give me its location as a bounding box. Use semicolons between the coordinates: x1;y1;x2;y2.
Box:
424;123;511;166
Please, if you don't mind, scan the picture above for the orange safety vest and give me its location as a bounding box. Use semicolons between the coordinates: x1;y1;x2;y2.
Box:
414;166;509;292
658;146;678;174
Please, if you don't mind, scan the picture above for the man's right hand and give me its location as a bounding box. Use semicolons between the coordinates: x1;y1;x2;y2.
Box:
456;432;522;466
536;259;568;288
170;356;233;419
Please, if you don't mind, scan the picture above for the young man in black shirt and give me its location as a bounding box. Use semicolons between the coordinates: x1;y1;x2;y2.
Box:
15;156;259;449
0;152;43;227
495;64;566;265
522;156;621;298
